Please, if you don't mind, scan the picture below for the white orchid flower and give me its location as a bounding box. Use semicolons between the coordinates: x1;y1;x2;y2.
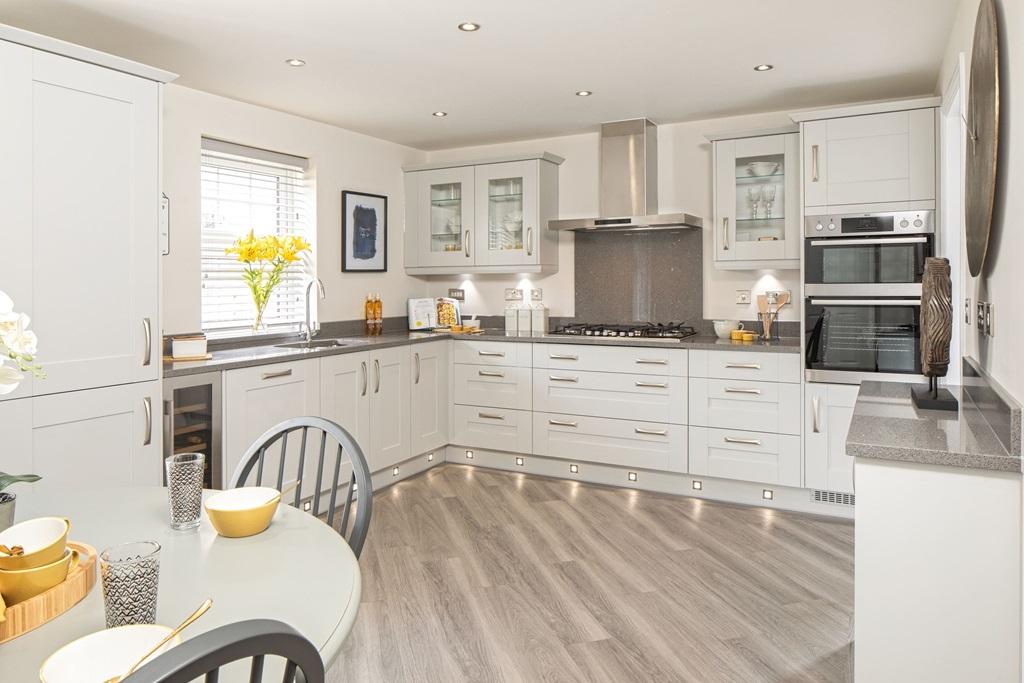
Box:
2;320;37;357
0;365;24;395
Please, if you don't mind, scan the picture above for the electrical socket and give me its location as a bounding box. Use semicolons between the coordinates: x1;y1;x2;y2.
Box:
447;288;465;301
736;290;751;305
765;290;791;305
504;288;523;301
530;288;543;301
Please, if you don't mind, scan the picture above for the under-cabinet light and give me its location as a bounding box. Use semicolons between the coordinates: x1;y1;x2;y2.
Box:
753;64;774;72
457;21;481;32
465;450;474;459
515;457;524;466
575;90;593;97
763;489;774;500
427;453;434;462
627;472;638;482
303;501;311;512
569;464;579;474
692;480;703;490
432;111;448;117
392;467;400;476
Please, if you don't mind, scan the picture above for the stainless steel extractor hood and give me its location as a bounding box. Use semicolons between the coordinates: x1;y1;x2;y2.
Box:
549;118;703;232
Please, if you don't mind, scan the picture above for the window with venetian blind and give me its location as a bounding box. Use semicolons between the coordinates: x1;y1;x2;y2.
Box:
200;138;314;336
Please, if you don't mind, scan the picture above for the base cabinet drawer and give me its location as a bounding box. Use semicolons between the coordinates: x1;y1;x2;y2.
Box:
533;343;687;376
453;364;532;410
689;427;800;487
689;350;801;383
534;369;685;424
689;378;800;434
451;405;532;454
533;412;687;472
453;340;530;367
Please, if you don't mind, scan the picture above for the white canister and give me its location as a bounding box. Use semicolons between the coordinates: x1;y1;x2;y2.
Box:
531;304;549;335
517;308;532;337
505;306;518;334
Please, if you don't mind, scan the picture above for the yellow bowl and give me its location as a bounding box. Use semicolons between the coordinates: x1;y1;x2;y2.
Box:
204;487;281;538
0;517;70;571
0;547;78;605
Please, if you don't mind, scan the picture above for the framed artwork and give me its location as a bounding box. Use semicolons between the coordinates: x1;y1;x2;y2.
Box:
341;190;388;272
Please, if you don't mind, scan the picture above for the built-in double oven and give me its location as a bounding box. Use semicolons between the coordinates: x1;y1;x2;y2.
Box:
804;210;934;383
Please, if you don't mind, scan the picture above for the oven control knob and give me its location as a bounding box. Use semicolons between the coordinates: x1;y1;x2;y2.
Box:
827;222;836;231
913;218;924;228
815;222;823;231
900;219;910;229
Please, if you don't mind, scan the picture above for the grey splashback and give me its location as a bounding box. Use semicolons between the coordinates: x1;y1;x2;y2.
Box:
573;229;703;324
962;356;1022;457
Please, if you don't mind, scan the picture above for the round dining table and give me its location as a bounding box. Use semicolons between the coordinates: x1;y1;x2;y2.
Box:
3;487;361;681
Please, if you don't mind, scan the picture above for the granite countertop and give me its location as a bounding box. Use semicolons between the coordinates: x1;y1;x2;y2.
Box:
164;329;800;378
846;381;1020;473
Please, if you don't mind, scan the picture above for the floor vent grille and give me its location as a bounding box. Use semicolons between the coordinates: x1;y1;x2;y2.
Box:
812;490;855;506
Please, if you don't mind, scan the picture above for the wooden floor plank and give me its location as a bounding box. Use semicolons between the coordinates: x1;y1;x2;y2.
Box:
328;464;854;682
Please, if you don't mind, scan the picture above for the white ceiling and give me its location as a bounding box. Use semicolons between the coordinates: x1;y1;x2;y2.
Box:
0;0;961;150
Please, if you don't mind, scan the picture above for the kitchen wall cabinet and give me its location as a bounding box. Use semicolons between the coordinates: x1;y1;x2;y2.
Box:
0;381;162;499
223;359;320;488
803;382;859;494
802;108;937;210
410;341;449;456
711;131;800;270
0;40;163;399
403;153;561;275
368;346;412;472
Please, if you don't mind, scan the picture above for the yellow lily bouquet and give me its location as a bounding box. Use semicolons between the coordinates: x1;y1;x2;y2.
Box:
226;231;311;331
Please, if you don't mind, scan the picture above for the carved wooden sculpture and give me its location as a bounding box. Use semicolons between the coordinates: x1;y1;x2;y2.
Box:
913;257;958;411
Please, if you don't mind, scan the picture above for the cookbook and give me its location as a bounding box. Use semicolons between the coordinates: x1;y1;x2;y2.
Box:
407;297;462;330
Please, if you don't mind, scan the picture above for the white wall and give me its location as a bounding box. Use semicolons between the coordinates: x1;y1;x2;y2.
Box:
423;112;804;323
161;85;428;335
940;0;1024;405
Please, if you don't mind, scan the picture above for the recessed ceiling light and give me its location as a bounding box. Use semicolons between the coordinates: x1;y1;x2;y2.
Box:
285;58;306;67
458;22;481;32
753;64;774;72
575;90;593;97
432;111;448;118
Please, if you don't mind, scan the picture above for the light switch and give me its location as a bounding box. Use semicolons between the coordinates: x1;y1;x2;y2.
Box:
736;290;751;305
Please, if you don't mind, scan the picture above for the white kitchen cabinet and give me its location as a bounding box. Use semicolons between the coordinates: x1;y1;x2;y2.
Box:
803;382;859;494
451;404;532;455
533;412;687;473
410;341;449;455
454;364;532;411
404;154;561;275
532;343;687;377
0;41;162;399
320;352;371;458
689;378;801;435
689;426;801;487
802;108;936;209
689;349;801;383
533;369;685;424
223;359;320;489
368;346;411;472
0;381;162;499
452;339;532;367
712;131;800;269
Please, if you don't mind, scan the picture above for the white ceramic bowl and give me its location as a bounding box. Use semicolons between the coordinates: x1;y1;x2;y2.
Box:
746;161;780;177
40;624;181;683
0;517;70;570
713;320;741;340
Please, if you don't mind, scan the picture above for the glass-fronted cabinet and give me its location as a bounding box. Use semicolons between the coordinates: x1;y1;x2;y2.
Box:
474;161;538;266
713;131;800;269
403;154;562;274
414;166;475;267
163;371;221;490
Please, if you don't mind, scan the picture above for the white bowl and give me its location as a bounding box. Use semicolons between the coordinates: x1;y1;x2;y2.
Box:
0;517;70;570
40;624;181;682
713;320;741;340
204;486;281;512
746;161;780;177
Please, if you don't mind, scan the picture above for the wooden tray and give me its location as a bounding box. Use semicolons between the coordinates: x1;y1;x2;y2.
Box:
0;541;96;643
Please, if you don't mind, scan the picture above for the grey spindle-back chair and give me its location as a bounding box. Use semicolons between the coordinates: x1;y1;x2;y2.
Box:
228;417;373;558
124;619;325;683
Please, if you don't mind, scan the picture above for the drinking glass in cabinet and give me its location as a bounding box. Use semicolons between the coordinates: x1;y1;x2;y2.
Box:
430;182;464;253
487;177;524;251
735;153;786;244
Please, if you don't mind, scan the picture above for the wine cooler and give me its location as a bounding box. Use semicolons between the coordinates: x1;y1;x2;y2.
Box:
163;371;222;489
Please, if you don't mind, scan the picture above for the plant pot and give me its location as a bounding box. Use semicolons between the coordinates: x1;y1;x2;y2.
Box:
0;492;15;532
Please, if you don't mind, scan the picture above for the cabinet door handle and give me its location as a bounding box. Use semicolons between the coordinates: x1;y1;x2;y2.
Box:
143;396;152;446
548;419;577;427
549;375;578;383
464;229;471;258
549;353;578;360
635;358;668;365
142;317;152;366
812;395;821;434
374;359;381;394
724;436;762;446
725;387;762;395
360;361;368;396
261;368;293;380
526;226;533;256
635;427;668;436
811;144;820;182
478;412;504;420
724;363;761;370
478;370;505;378
478;350;506;357
635;380;668;388
723;217;730;251
414;352;421;384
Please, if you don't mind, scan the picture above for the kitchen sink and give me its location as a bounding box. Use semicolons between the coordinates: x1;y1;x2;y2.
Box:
275;339;350;350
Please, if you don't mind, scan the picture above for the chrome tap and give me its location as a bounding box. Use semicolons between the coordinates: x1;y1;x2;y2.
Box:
303;277;326;342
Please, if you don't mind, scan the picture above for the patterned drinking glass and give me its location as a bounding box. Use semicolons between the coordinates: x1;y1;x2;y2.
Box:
100;541;161;628
165;452;205;530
